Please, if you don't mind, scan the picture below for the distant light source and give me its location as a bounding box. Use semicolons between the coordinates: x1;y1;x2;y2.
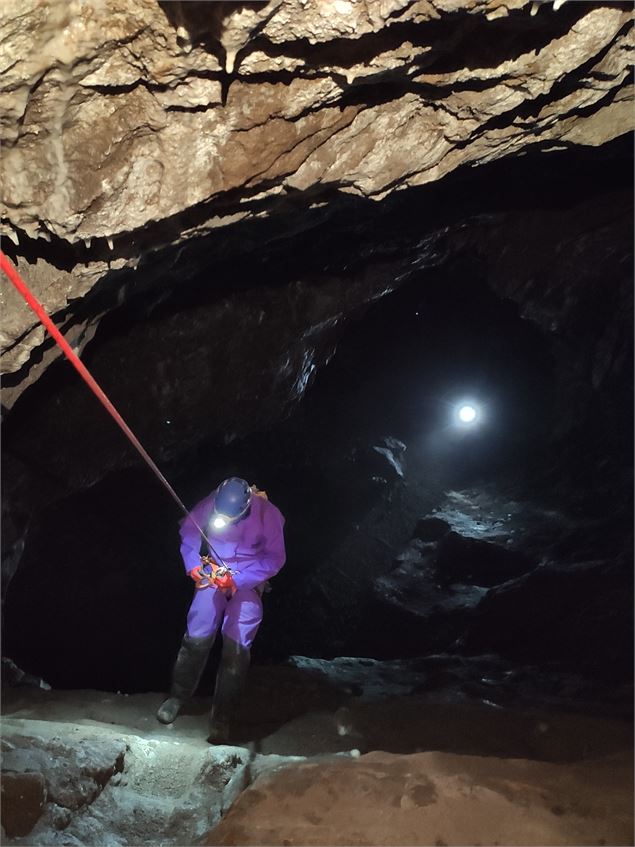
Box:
458;404;477;423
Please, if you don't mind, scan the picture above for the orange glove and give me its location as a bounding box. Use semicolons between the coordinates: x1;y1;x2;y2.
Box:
212;569;235;591
189;564;211;590
189;564;204;582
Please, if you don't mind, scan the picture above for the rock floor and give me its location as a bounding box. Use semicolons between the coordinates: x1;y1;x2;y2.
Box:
1;657;632;846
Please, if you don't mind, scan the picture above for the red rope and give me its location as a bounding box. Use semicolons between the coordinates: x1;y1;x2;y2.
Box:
0;249;220;560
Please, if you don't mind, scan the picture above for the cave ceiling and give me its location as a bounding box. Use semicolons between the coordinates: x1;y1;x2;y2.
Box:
0;0;633;478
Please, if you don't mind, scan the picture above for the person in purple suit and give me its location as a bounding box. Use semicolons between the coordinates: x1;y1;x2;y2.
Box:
157;477;286;743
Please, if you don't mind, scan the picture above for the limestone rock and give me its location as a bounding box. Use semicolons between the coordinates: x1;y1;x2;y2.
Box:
1;735;126;813
204;748;634;846
371;435;407;480
412;516;451;541
0;716;255;847
434;529;534;587
1;657;50;690
0;0;632;395
0;770;47;838
466;556;633;677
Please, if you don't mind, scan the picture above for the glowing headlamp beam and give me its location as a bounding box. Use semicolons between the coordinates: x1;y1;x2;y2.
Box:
458;404;477;423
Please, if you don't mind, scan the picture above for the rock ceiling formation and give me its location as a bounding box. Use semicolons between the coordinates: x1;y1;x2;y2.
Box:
0;0;633;408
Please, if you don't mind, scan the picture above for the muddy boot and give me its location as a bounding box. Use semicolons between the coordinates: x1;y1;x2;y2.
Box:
208;638;250;744
157;633;214;724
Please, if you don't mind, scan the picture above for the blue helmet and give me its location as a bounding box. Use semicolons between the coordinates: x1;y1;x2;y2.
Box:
212;477;252;527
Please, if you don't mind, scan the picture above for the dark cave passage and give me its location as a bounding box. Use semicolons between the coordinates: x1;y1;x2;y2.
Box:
1;258;580;693
1;143;632;722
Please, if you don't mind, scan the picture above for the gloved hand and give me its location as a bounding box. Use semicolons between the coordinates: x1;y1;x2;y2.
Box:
197;556;220;576
212;568;236;592
189;564;210;589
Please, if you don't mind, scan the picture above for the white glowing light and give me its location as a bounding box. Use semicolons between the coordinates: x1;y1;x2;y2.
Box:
458;404;477;423
213;516;228;529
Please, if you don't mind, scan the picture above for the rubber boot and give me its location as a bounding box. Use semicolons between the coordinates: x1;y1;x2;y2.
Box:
156;633;214;724
208;638;250;744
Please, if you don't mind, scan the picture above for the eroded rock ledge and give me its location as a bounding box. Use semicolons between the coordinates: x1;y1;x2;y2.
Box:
0;0;633;393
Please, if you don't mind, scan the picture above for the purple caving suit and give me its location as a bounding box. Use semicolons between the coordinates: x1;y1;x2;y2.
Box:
180;492;286;648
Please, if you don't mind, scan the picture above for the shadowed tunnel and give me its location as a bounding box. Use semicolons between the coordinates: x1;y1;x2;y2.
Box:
3;259;560;691
2;143;632;699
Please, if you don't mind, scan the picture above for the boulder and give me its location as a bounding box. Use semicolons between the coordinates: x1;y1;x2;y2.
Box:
0;771;46;838
465;557;634;677
1;657;51;690
1;735;126;813
204;749;634;846
412;517;452;542
435;531;534;587
347;436;407;487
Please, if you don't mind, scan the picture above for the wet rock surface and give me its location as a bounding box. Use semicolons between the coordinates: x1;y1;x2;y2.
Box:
364;484;633;680
287;654;633;721
1;657;632;846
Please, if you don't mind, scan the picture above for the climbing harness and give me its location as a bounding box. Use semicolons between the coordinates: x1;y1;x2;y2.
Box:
0;249;227;567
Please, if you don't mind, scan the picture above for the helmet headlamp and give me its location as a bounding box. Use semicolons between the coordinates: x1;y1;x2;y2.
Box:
210;477;253;532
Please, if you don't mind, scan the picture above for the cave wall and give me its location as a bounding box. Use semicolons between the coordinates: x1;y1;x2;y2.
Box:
0;1;633;688
1;0;633;405
2;228;631;689
2;141;631;536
